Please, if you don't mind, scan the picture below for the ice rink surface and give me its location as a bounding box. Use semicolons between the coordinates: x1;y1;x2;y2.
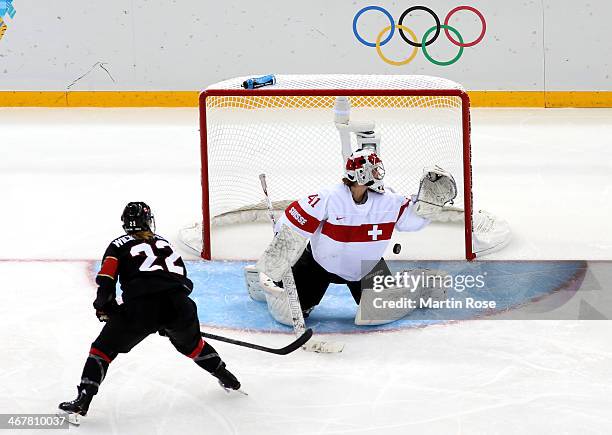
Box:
1;108;612;434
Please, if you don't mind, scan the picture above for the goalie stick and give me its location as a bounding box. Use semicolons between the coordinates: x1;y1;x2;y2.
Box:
259;174;344;353
200;328;312;355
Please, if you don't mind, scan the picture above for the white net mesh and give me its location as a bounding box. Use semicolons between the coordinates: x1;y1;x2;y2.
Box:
188;74;481;258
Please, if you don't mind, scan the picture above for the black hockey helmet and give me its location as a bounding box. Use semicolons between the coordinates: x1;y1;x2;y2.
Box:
121;202;155;234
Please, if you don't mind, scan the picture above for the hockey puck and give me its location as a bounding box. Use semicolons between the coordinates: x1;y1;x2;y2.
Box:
393;243;401;254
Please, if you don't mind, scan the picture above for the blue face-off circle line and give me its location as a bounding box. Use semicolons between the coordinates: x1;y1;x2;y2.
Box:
353;5;395;48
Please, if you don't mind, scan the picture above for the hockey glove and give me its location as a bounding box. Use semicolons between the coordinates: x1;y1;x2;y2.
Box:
94;299;119;322
415;166;457;219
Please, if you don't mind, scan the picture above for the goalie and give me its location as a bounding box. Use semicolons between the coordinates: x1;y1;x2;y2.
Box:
250;121;457;325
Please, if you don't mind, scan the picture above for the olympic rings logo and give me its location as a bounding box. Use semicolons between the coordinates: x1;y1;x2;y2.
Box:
352;5;486;66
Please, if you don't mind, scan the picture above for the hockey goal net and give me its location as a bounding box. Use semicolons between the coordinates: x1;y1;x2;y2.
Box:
183;74;509;260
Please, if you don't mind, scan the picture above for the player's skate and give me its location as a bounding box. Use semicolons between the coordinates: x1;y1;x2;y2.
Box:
212;362;246;395
57;385;94;426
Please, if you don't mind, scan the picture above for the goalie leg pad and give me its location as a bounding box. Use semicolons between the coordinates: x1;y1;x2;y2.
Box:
244;264;266;302
256;224;308;282
355;285;418;326
259;273;294;327
473;210;512;255
354;268;448;326
407;268;449;305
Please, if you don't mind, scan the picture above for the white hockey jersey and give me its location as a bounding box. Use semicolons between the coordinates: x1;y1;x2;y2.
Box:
277;183;429;281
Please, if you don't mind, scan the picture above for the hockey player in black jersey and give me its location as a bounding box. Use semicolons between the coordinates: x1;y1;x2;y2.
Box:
59;202;240;421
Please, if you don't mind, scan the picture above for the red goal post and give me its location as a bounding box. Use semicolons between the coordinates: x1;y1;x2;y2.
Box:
197;75;476;261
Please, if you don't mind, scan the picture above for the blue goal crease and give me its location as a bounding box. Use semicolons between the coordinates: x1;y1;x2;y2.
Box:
91;260;587;334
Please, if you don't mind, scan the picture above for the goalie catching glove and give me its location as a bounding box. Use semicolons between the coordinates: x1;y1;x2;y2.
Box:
415;166;457;219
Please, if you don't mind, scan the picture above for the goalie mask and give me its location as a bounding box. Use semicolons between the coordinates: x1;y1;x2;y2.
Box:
345;148;385;193
121;201;155;234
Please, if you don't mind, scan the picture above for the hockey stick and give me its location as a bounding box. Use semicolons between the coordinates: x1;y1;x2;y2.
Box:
201;328;313;355
259;174;344;353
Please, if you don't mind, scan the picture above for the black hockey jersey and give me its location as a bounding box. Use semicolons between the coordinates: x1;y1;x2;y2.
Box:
94;233;193;309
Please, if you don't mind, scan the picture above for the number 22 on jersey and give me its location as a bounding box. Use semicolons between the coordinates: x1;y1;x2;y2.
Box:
130;241;185;275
